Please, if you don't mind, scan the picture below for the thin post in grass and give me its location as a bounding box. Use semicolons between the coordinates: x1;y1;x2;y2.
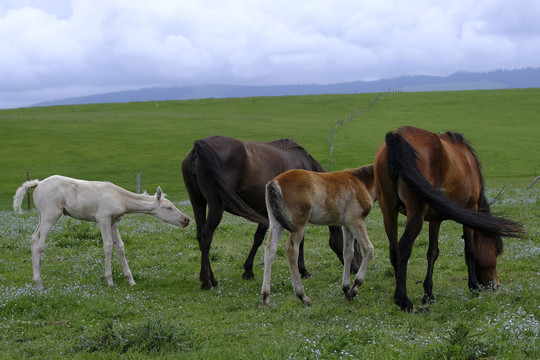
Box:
526;175;540;189
136;173;141;194
26;172;31;211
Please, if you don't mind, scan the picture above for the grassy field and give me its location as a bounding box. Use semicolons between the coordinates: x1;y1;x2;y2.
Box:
0;89;538;358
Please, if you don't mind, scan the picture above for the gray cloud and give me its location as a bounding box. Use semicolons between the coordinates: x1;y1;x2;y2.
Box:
1;0;539;108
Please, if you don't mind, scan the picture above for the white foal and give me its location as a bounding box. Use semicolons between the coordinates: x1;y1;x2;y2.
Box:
13;175;190;287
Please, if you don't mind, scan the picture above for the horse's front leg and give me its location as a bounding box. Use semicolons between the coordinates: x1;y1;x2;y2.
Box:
261;221;284;306
98;219;115;287
422;221;440;304
463;226;480;291
285;229;311;306
345;221;374;301
112;223;136;286
243;223;268;280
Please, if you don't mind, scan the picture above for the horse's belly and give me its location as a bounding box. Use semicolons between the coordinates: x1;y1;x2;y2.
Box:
308;207;341;226
63;206;98;222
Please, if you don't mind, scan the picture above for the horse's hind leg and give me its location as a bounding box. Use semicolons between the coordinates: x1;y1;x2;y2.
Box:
285;229;311;306
199;203;223;289
261;221;284;305
345;221;374;301
395;210;425;312
422;221;441;304
112;223;135;286
98;219;116;286
31;209;62;288
243;223;268;280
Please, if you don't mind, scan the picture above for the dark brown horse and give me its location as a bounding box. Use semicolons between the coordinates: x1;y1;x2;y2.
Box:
182;135;362;289
374;126;522;311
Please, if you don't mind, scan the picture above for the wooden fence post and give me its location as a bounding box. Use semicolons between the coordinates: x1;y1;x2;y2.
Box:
26;172;31;211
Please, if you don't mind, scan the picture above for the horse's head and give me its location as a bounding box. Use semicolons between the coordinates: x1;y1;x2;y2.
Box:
153;187;190;227
474;230;503;289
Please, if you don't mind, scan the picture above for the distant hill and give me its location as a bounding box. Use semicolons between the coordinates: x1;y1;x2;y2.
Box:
33;67;540;107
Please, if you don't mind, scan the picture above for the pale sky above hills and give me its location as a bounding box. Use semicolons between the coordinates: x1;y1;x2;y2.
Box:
1;0;539;108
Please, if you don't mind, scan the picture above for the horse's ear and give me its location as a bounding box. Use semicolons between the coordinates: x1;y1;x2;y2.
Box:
156;186;163;200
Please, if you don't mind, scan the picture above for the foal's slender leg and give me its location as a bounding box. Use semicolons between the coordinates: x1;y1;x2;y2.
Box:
243;223;268;280
346;221;374;300
31;210;62;288
111;222;136;286
463;226;480;291
422;221;441;304
98;218;115;286
340;226;355;298
261;221;284;305
285;229;311;306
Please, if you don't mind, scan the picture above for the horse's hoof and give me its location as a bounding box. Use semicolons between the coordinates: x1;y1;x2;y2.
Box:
242;271;255;280
297;294;311;306
398;301;413;312
346;290;358;301
300;270;312;279
422;294;435;304
395;296;413;312
262;292;270;306
200;282;214;290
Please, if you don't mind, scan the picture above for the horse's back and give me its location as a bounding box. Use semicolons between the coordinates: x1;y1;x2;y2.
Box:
34;176;120;220
187;135;323;216
374;126;484;216
438;133;483;207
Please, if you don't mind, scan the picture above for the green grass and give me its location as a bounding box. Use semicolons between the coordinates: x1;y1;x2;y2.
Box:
2;89;538;208
0;90;538;358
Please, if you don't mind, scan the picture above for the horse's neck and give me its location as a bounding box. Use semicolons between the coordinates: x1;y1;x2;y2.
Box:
119;190;156;214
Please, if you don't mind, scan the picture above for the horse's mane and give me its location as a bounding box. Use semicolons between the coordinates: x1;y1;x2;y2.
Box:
349;165;374;187
270;138;325;172
444;131;482;169
444;131;488;198
443;131;507;252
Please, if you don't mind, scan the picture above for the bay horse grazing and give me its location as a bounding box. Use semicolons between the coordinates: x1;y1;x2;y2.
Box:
13;175;190;288
261;165;376;306
373;126;523;311
182;135;362;290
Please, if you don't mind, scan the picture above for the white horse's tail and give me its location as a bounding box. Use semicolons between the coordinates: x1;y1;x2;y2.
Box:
13;179;40;214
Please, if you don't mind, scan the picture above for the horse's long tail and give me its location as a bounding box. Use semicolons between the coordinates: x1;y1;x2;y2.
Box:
265;180;297;232
192;139;269;226
385;132;523;238
13;179;40;214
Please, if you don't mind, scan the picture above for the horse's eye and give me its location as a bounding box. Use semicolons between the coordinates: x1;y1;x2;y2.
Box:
167;206;173;211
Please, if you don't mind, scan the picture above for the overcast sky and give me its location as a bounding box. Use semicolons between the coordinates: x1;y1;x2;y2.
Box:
1;0;539;109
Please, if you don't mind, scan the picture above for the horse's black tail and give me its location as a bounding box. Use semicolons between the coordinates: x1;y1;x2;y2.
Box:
265;180;297;232
385;131;523;238
192;139;269;226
